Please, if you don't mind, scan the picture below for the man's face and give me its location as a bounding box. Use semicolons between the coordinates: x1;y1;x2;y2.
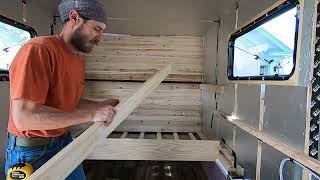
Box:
71;19;106;53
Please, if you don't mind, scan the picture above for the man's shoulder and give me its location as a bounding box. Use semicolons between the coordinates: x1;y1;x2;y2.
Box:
28;35;58;44
26;35;60;49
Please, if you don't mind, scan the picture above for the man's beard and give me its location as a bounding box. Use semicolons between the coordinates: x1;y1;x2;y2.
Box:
71;26;93;53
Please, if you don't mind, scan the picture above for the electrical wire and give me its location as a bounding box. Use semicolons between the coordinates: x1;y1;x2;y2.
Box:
2;37;27;52
279;158;320;180
233;45;274;64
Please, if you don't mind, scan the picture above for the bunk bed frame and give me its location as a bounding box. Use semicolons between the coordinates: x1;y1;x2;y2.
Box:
28;65;222;179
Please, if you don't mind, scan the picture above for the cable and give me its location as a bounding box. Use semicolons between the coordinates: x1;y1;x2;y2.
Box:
279;158;320;180
2;37;27;52
233;45;274;64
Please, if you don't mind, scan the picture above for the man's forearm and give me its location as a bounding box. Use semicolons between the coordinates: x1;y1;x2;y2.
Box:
31;106;93;131
13;101;94;131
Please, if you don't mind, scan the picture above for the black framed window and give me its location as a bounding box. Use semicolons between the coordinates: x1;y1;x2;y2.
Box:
227;0;299;80
0;15;37;78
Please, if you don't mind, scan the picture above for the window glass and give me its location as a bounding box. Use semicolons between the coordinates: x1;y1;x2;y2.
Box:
0;16;36;73
228;2;299;80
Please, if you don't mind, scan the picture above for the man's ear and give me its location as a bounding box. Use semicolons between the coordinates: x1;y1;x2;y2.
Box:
68;10;81;25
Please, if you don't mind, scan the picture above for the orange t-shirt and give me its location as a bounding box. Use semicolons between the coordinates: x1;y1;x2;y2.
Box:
7;35;85;137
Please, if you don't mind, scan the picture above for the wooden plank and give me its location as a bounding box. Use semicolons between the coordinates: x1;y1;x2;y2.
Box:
121;132;128;138
83;81;201;133
217;152;236;172
256;84;265;180
258;84;265;131
84;81;200;91
86;73;202;82
174;132;179;140
197;132;207;140
119;119;200;126
70;121;200;137
200;84;224;94
215;110;320;174
124;115;201;121
87;138;220;161
139;132;145;139
85;35;203;82
28;65;171;180
232;84;238;151
115;125;200;133
188;133;196;140
157;132;162;140
86;56;202;65
256;140;263;180
100;35;204;45
220;147;234;163
86;65;202;75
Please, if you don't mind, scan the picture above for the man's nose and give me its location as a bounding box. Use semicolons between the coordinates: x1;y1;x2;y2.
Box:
96;33;102;43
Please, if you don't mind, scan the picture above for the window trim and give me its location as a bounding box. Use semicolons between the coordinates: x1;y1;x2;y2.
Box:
0;15;37;74
227;0;300;81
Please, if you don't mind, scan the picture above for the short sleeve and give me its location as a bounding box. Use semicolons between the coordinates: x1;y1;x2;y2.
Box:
9;43;52;104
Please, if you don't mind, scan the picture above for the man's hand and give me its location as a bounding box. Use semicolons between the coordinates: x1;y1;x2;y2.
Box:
92;105;117;126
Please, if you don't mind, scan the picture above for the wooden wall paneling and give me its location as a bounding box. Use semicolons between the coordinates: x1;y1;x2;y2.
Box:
200;84;224;94
83;81;201;132
85;35;204;82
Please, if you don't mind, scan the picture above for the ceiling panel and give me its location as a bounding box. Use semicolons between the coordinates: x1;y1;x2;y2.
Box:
48;0;221;36
25;0;280;36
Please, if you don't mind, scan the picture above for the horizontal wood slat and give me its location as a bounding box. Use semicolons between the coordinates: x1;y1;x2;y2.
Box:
85;35;204;82
82;81;201;132
87;138;220;161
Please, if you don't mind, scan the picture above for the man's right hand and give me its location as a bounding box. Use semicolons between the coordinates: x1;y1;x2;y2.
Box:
92;105;117;126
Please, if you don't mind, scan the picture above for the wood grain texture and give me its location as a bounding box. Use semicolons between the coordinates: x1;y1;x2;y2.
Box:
188;133;196;140
28;65;171;180
174;132;180;140
215;110;320;174
200;84;224;94
256;84;265;180
84;35;204;82
139;132;145;139
82;81;201;132
87;138;220;161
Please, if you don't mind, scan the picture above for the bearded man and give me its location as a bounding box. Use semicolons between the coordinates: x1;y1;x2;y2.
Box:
4;1;118;179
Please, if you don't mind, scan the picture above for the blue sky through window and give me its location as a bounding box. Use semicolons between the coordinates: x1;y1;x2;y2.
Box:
232;6;298;77
0;21;31;71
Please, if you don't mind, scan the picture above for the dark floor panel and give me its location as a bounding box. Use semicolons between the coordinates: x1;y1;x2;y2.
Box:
83;160;209;180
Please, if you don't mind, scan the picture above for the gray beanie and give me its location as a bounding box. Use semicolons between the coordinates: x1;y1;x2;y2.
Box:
58;0;107;24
